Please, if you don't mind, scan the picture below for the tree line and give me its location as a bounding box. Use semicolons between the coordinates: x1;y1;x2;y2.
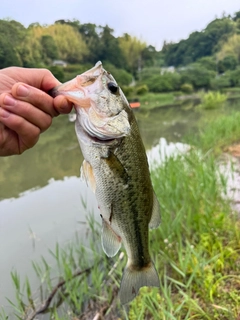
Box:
0;11;240;92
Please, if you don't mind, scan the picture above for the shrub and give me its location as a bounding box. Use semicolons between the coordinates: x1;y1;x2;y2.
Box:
199;91;227;109
180;83;193;93
136;84;149;95
121;85;134;97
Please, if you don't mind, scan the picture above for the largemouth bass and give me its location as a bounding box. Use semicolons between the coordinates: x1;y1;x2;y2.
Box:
50;62;161;304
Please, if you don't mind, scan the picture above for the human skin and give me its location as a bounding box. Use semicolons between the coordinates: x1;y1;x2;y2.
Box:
0;67;72;156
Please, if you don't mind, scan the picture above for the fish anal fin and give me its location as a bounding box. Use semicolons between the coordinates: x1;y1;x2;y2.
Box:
101;216;121;257
80;160;96;193
149;192;161;229
119;261;160;305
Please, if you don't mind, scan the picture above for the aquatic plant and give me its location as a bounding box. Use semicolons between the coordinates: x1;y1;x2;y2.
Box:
199;91;227;109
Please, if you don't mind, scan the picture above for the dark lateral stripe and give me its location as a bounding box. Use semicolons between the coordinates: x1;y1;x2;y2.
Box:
130;192;146;268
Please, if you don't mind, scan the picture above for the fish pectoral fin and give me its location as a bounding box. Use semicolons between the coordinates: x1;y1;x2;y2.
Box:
119;261;160;305
80;160;96;193
101;215;121;257
149;192;161;229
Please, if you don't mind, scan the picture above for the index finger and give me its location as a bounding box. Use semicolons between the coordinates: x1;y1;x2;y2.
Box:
11;82;59;117
0;67;60;92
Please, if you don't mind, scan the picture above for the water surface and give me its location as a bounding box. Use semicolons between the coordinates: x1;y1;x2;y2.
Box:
0;101;239;309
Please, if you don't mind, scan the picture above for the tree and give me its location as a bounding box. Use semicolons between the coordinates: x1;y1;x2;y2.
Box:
78;23;102;63
163;18;235;66
0;19;28;67
118;33;147;74
30;24;89;63
178;64;216;89
218;55;238;73
41;35;59;60
98;25;126;69
217;34;240;64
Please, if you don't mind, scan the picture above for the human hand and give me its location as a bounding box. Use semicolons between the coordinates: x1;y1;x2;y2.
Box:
0;67;72;156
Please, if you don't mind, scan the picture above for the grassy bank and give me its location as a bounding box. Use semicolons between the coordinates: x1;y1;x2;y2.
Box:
1;112;240;319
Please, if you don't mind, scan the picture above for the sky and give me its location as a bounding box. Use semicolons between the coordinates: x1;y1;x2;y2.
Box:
1;0;240;50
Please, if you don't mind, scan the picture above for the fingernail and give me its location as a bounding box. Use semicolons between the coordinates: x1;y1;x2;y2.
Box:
3;95;16;107
0;107;10;118
17;84;29;97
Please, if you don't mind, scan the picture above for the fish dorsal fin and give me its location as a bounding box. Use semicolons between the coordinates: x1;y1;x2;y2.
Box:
101;215;122;257
149;192;161;229
80;160;96;193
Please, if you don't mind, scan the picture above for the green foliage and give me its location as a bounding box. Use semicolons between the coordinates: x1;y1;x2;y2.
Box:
180;83;193;93
218;55;238;73
48;66;65;82
136;84;149;95
199;91;227;109
129;143;240;319
189;110;240;153
211;75;231;89
0;19;27;67
121;85;135;97
144;72;181;92
226;67;240;87
102;62;132;86
98;25;126;69
196;56;217;71
41;35;59;60
179;64;216;89
163;18;235;67
138;92;175;109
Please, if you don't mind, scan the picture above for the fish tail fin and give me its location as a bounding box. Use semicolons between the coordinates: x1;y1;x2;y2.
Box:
119;261;159;305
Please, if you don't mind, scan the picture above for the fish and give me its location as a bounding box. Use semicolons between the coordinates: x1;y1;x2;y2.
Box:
50;61;161;304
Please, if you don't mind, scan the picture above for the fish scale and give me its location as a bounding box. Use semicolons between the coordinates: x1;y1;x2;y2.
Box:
50;61;161;304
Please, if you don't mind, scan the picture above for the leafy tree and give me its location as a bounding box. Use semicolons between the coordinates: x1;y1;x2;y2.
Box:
178;64;216;89
218;55;238;73
78;23;102;63
217;34;240;64
141;45;157;67
211;75;231;89
41;35;59;60
98;25;126;69
30;24;88;63
196;56;217;72
48;66;65;82
118;33;146;74
0;19;28;67
163;18;235;66
226;67;240;87
144;72;181;92
232;11;240;21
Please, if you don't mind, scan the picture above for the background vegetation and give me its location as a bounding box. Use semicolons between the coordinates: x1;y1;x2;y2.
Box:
1;10;240;95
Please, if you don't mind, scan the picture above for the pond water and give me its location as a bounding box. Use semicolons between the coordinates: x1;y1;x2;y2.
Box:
0;101;239;311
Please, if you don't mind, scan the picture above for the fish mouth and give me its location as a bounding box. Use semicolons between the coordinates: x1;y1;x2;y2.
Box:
49;61;103;107
49;61;130;141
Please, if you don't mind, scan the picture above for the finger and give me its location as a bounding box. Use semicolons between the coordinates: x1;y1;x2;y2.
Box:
0;67;60;91
0;94;52;133
11;83;59;117
53;95;73;114
0;107;40;153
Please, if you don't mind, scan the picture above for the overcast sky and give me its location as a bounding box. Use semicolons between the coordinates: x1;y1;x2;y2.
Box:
1;0;240;49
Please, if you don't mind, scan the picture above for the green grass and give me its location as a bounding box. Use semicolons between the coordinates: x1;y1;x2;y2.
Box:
187;111;240;154
129;150;240;319
1;112;240;319
137;92;177;110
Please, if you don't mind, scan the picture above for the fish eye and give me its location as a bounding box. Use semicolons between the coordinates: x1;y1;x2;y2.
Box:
107;82;119;94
